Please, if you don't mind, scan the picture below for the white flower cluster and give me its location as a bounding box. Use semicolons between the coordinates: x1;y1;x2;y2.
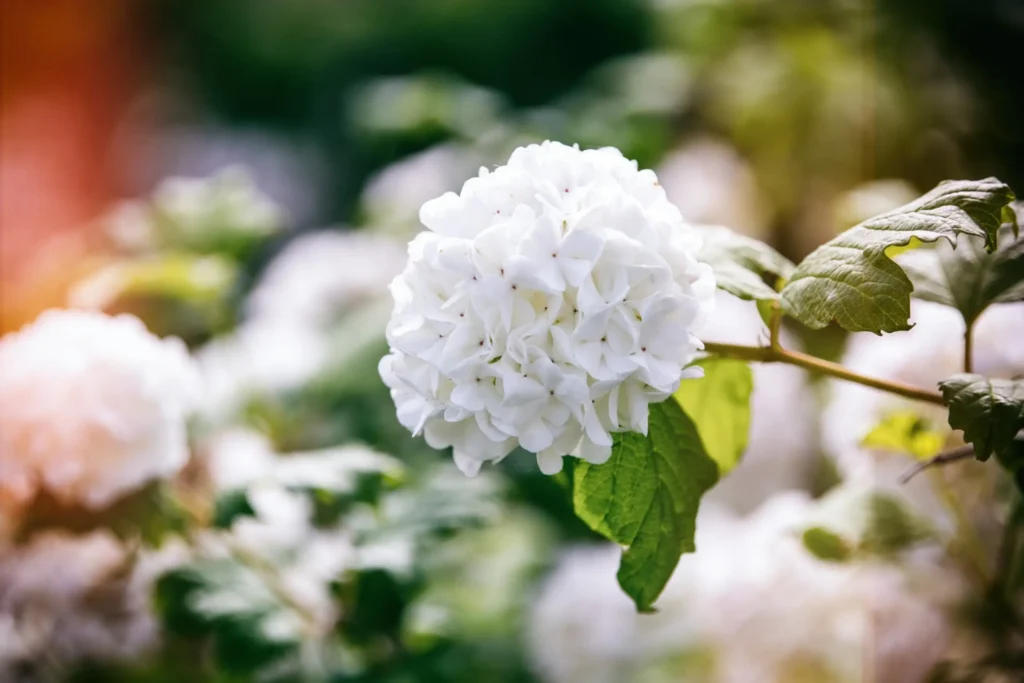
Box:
380;141;716;476
0;310;201;511
529;492;963;683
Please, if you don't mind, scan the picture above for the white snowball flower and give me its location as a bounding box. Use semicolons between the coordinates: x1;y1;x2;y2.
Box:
0;310;201;510
699;292;818;513
380;141;716;476
823;301;1024;541
528;492;964;683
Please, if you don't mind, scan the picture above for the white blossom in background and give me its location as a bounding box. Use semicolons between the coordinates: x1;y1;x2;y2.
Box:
0;530;186;679
246;230;407;327
380;141;716;476
108;167;285;254
528;492;963;683
657;137;771;241
195;230;406;422
361;144;477;237
699;292;818;513
823;301;1024;541
0;310;201;510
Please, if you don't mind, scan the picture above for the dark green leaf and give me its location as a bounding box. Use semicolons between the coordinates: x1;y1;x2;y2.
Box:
673;359;753;475
573;400;719;611
899;225;1024;324
780;178;1016;332
940;374;1024;461
696;225;795;302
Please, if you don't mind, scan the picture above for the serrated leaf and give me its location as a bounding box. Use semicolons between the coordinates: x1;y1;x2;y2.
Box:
861;410;946;461
696;225;795;302
780;178;1016;332
573;400;719;611
899;225;1024;325
940;374;1024;461
673;359;753;475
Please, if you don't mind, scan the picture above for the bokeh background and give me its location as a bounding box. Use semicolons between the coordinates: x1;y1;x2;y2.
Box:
3;1;1024;682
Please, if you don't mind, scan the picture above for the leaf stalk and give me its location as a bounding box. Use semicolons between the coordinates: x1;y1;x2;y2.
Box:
701;341;946;406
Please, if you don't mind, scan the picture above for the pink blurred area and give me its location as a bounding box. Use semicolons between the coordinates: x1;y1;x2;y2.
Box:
1;0;144;333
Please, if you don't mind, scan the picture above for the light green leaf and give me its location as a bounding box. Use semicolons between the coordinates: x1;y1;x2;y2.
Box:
696;225;795;302
899;225;1024;325
861;410;947;461
574;400;719;611
673;359;753;475
780;178;1016;332
802;527;852;563
940;374;1024;461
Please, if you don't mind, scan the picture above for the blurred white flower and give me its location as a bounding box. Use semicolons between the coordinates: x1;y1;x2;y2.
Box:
361;144;477;236
657;137;771;240
0;530;185;678
380;141;716;476
529;492;962;683
195;321;327;423
246;230;407;328
195;230;405;422
0;310;200;510
699;292;818;513
823;301;1024;540
108;167;285;254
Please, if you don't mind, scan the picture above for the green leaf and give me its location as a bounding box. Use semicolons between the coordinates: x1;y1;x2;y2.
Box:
940;374;1024;461
861;410;947;460
780;178;1016;332
696;225;795;302
573;400;719;611
802;527;852;562
673;359;753;475
899;225;1024;325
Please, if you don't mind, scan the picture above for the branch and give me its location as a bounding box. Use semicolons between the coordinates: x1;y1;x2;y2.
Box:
701;341;946;406
898;445;976;484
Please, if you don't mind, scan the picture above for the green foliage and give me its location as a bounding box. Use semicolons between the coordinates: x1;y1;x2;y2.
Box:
940;374;1024;462
695;225;795;302
861;411;947;460
803;490;933;562
573;400;719;611
780;178;1016;332
900;223;1024;325
673;358;753;475
156;554;334;681
801;526;852;562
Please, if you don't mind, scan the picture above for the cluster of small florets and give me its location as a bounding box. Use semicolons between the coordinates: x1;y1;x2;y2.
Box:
0;310;200;510
380;141;715;475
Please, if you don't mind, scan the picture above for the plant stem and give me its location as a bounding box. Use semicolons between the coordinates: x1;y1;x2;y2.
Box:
702;341;946;406
964;321;975;373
